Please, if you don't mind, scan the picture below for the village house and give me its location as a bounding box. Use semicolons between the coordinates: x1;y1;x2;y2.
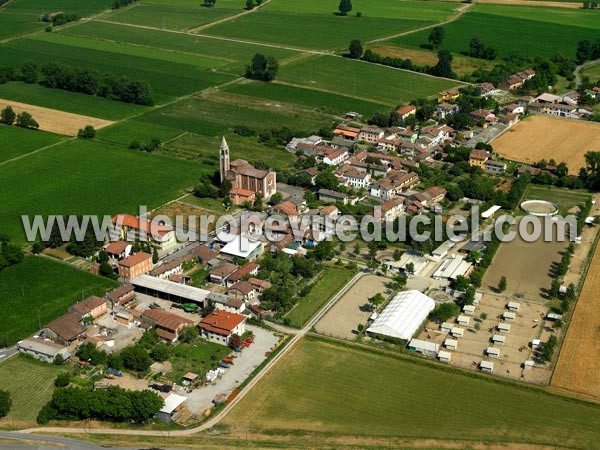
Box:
286;135;323;152
226;262;260;287
333;124;360;140
500;113;519;127
44;312;85;346
370;178;398;200
316;147;349;166
228;188;256;206
118;251;153;281
469;109;497;125
420;125;454;148
141;309;194;342
105;241;131;260
476;82;495;96
358;125;385;143
436;102;459;119
499;69;535;90
111;214;177;251
299;167;320;185
68;296;109;320
150;258;183;280
502;103;525;115
227;280;257;304
106;284;136;308
528;101;576;118
336;166;371;189
247;277;272;294
373;199;405;222
193;244;218;266
438;89;460;103
412;186;446;206
469;149;491;168
396;105;416;120
208;292;246;314
318;188;353;205
199;309;247;345
484;159;507;175
210;262;239;285
220;137;277;202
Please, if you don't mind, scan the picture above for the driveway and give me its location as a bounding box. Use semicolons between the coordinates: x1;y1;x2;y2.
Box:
180;325;280;416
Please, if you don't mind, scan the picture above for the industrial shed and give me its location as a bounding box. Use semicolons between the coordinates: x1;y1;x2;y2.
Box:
457;315;471;327
156;394;187;423
131;275;210;307
463;305;476;316
503;311;516;322
440;322;453;332
437;351;452;363
507;301;521;312
451;327;464;338
486;347;500;358
497;323;511;333
444;338;458;350
492;334;506;345
480;360;494;373
366;290;435;340
384;251;428;275
408;338;439;356
432;255;473;281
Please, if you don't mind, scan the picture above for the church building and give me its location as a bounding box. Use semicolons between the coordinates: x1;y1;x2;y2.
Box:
219;136;277;205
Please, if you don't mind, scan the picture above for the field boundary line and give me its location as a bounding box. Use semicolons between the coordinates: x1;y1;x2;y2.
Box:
188;0;274;34
0;137;73;167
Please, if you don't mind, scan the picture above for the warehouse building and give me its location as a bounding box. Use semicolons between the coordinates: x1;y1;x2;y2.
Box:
366;290;435;340
18;338;70;363
131;275;210;307
432;255;473;281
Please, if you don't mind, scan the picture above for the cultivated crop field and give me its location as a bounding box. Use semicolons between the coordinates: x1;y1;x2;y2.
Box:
0;355;65;425
224;337;600;447
492;115;600;173
552;241;600;401
0;256;117;345
0;139;203;242
392;4;600;59
0;125;64;163
0;98;113;135
284;266;356;327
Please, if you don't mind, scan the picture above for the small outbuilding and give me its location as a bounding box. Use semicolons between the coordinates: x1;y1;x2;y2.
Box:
408;338;439;356
156;394;187;423
524;360;534;370
463;305;476;316
451;327;464;338
444;338;458;350
492;334;506;345
486;347;500;358
440;322;453;332
457;315;470;327
480;360;494;373
503;311;516;322
497;323;511;333
531;339;541;349
507;301;521;312
437;351;452;363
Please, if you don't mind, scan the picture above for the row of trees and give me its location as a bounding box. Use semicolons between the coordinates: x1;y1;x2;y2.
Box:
112;0;137;9
37;386;163;424
1;105;39;129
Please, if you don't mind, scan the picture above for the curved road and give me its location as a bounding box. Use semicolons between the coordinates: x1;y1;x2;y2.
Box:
574;58;600;88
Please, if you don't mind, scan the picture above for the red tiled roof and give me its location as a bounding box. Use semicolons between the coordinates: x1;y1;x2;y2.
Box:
229;188;255;197
112;214;172;237
396;105;416;115
46;313;83;341
199;310;246;336
211;262;239;279
193;244;217;262
69;296;107;316
228;280;254;295
118;252;152;268
142;309;194;332
248;277;272;290
272;200;298;216
106;241;130;255
228;262;259;283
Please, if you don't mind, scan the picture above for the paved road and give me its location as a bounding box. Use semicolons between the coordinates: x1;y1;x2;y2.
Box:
0;347;17;363
0;432;133;450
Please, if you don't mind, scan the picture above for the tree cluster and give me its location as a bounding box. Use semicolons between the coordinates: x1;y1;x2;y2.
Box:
0;390;10;419
37;386;163;424
245;53;279;82
77;125;96;139
0;234;24;272
41;12;79;27
540;335;557;362
1;105;39;129
576;39;600;64
39;62;154;105
112;0;137;9
129;138;161;152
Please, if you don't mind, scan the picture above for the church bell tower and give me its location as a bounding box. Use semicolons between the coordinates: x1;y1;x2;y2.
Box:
219;136;230;183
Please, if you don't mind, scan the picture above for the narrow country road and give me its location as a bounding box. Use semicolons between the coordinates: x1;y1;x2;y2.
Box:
574;58;600;88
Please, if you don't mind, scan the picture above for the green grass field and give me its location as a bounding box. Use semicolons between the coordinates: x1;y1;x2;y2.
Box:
278;55;462;104
0;354;65;423
4;0;110;17
0;82;148;120
582;61;600;83
203;0;458;50
392;4;600;60
0;125;65;163
523;185;591;216
0;11;44;40
0;257;117;345
224;80;389;116
224;337;600;447
168;337;230;383
0;139;203;242
285;266;355;327
0;36;235;102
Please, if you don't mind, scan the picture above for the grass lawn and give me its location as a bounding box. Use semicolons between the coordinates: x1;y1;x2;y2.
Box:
0;139;203;242
224;337;600;447
285;266;355;327
523;184;591;216
0;82;149;121
0;37;235;102
168;337;230;383
0;125;65;163
582;61;600;84
159;132;296;172
278;55;463;104
224;80;389;117
203;1;458;50
0;257;117;345
0;354;65;424
392;4;600;60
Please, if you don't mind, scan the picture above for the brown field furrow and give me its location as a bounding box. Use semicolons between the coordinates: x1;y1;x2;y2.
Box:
552;238;600;399
492;116;600;173
0;99;113;136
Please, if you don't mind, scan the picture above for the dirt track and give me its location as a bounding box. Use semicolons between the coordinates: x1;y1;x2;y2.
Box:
493;116;600;173
477;0;582;9
0;99;113;135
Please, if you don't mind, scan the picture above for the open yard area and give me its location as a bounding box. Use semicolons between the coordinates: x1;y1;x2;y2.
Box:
0;98;113;136
0;355;64;426
552;239;600;401
392;4;600;60
284;266;356;327
315;274;388;340
523;184;591;216
482;217;569;300
223;337;600;447
0;257;117;345
493;115;600;174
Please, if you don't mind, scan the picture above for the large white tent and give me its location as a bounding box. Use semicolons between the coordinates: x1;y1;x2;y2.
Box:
367;290;435;340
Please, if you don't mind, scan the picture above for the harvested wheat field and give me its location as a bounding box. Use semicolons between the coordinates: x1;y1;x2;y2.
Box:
493;115;600;173
0;99;113;135
552;241;600;401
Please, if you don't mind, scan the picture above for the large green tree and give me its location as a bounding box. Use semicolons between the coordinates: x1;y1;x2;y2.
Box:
0;390;10;419
338;0;352;15
0;105;16;125
348;39;363;59
428;26;444;49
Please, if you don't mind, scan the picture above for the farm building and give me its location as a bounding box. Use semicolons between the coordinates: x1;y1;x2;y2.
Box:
486;347;501;358
220;235;262;260
451;327;464;338
118;251;153;280
432;255;473;281
457;315;470;327
437;351;452;363
115;310;134;327
531;339;541;349
459;232;488;255
17;338;70;363
524;360;534;370
408;338;439;356
463;305;476;316
366;290;435;340
497;323;511;333
503;311;516;322
68;296;108;320
546;313;563;321
131;275;210;307
431;240;455;259
440;322;453;332
492;334;506;345
106;284;136;307
444;338;458;350
507;301;521;312
384;251;428;275
199;309;247;345
141;310;195;342
156;393;187;423
480;361;494;373
44;312;84;346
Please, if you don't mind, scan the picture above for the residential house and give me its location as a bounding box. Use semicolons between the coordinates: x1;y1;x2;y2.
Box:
210;262;239;285
105;241;131;260
373;199;405;222
208;292;246;314
502;103;525;115
318;189;351;205
396;105;416;120
469;109;497;125
528;101;576;118
198;309;247;345
336;166;371;189
44;313;84;346
438;89;460;103
226;262;260;287
141;309;194;342
499;69;535;90
299;167;319;185
227;281;257;304
420;125;454;148
484;159;507;175
248;277;272;294
118;251;153;280
358;126;384;143
469;149;491;168
436;102;459;119
68;296;108;320
193;244;218;265
151;259;183;280
106;284;136;307
316;147;348;166
412;186;446;206
500;113;519;127
333;124;360;140
111;214;176;251
286;135;323;152
476;82;495;96
229;188;256;206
